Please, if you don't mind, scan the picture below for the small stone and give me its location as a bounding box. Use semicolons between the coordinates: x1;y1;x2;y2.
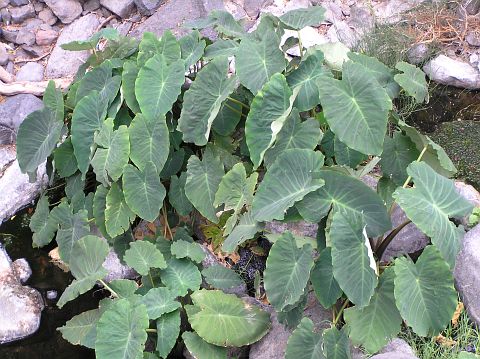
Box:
1;28;18;43
36;28;58;45
9;0;29;6
44;0;83;24
243;0;273;18
38;7;57;25
21;45;46;57
15;62;44;82
11;258;32;284
134;0;165;15
378;339;417;356
10;4;35;23
46;290;57;300
348;5;375;34
265;220;318;238
100;0;135;18
34;2;44;13
83;0;100;12
0;44;9;66
15;27;36;46
466;31;480;47
407;43;430;65
102;249;138;282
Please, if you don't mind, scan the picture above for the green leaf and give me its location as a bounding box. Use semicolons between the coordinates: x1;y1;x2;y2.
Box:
380;132;419;185
185;149;224;223
202;265;245;290
160;258;202;296
71;91;109;177
58;308;101;349
54;207;90;264
344;266;402;353
347;52;399;99
109;279;138;299
105;182;136;238
160;147;185;179
17;106;64;175
57;235;109;308
296;169;391;237
43;80;64;122
136;54;185;119
279;5;326;29
140;287;181;320
30;196;57;247
287;50;331;111
310;248;342;309
54;138;78;178
285;317;324;359
76;62;121;105
91;119;130;186
96;299;149;359
128;113;170;173
393;162;473;266
169;173;193;216
264;110;322;166
124;240;167;276
156;310;181;358
264;232;314;311
245;73;297;168
334;136;367;168
123;162;165;222
179;30;206;69
236;31;286;94
394;61;429;103
183;331;227;359
178;57;237;146
204;39;239;59
209;10;245;38
252;149;325;222
330;210;377;307
122;60;141;114
318;61;392;155
186;289;270;346
211;97;242;136
394;245;457;336
322;327;351;359
137;31;181;67
61;28;119;51
93;185;109;239
222;211;264;253
459;353;480;359
171;239;205;263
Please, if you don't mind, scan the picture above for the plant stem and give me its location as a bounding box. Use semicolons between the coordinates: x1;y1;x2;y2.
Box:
375;219;412;260
224;102;247;118
98;279;119;298
297;30;304;58
333;299;349;325
149;272;155;288
162;204;173;240
227;96;250;110
401;145;428;189
146;329;157;333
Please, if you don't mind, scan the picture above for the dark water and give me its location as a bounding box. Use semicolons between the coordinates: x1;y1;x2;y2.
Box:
0;210;98;359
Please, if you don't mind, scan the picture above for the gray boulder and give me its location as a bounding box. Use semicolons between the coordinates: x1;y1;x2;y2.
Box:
100;0;135;18
15;62;44;82
0;243;44;344
134;0;165;15
44;0;83;24
102;249;138;283
9;0;29;6
455;224;480;326
423;55;480;89
10;4;35;23
0;94;43;132
46;13;100;78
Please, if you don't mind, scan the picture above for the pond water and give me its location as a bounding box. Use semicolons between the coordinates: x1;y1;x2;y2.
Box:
0;210;98;359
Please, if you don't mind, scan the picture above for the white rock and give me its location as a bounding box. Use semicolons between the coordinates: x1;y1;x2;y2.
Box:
423;55;480;89
373;0;428;24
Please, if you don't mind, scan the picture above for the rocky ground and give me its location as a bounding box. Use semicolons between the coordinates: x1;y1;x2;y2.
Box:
0;0;480;358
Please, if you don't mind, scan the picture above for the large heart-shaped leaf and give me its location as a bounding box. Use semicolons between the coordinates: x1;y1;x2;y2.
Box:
43;80;64;122
123;240;167;276
76;62;121;105
394;245;457;336
279;5;326;29
322;327;351;359
54;138;78;178
123;162;165;222
135;54;185;119
58;308;101;349
333;136;367;168
186;289;270;347
160;258;202;296
394;61;429;103
245;73;296;168
204;39;239;59
122;60;141;114
310;248;342;309
236;30;286;94
179;30;206;69
91;119;130;186
105;182;135;238
183;331;227;359
178;56;238;145
380;132;419;185
264;232;314;311
93;185;109;239
285;317;324;359
140;287;180;320
393;162;473;266
296;169;391;237
185;149;224;223
318;61;392;155
252;149;325;222
344;266;402;352
287;50;331;111
137;31;180;67
330;210;377;307
170;239;205;263
71;91;109;177
96;299;149;359
57;235;109;308
156;310;181;358
202;265;245;290
222;211;264;253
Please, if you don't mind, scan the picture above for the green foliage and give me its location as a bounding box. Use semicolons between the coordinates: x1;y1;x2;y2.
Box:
18;7;473;358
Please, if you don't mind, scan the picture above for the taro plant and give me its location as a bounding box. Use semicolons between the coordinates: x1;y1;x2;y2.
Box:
16;5;474;359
